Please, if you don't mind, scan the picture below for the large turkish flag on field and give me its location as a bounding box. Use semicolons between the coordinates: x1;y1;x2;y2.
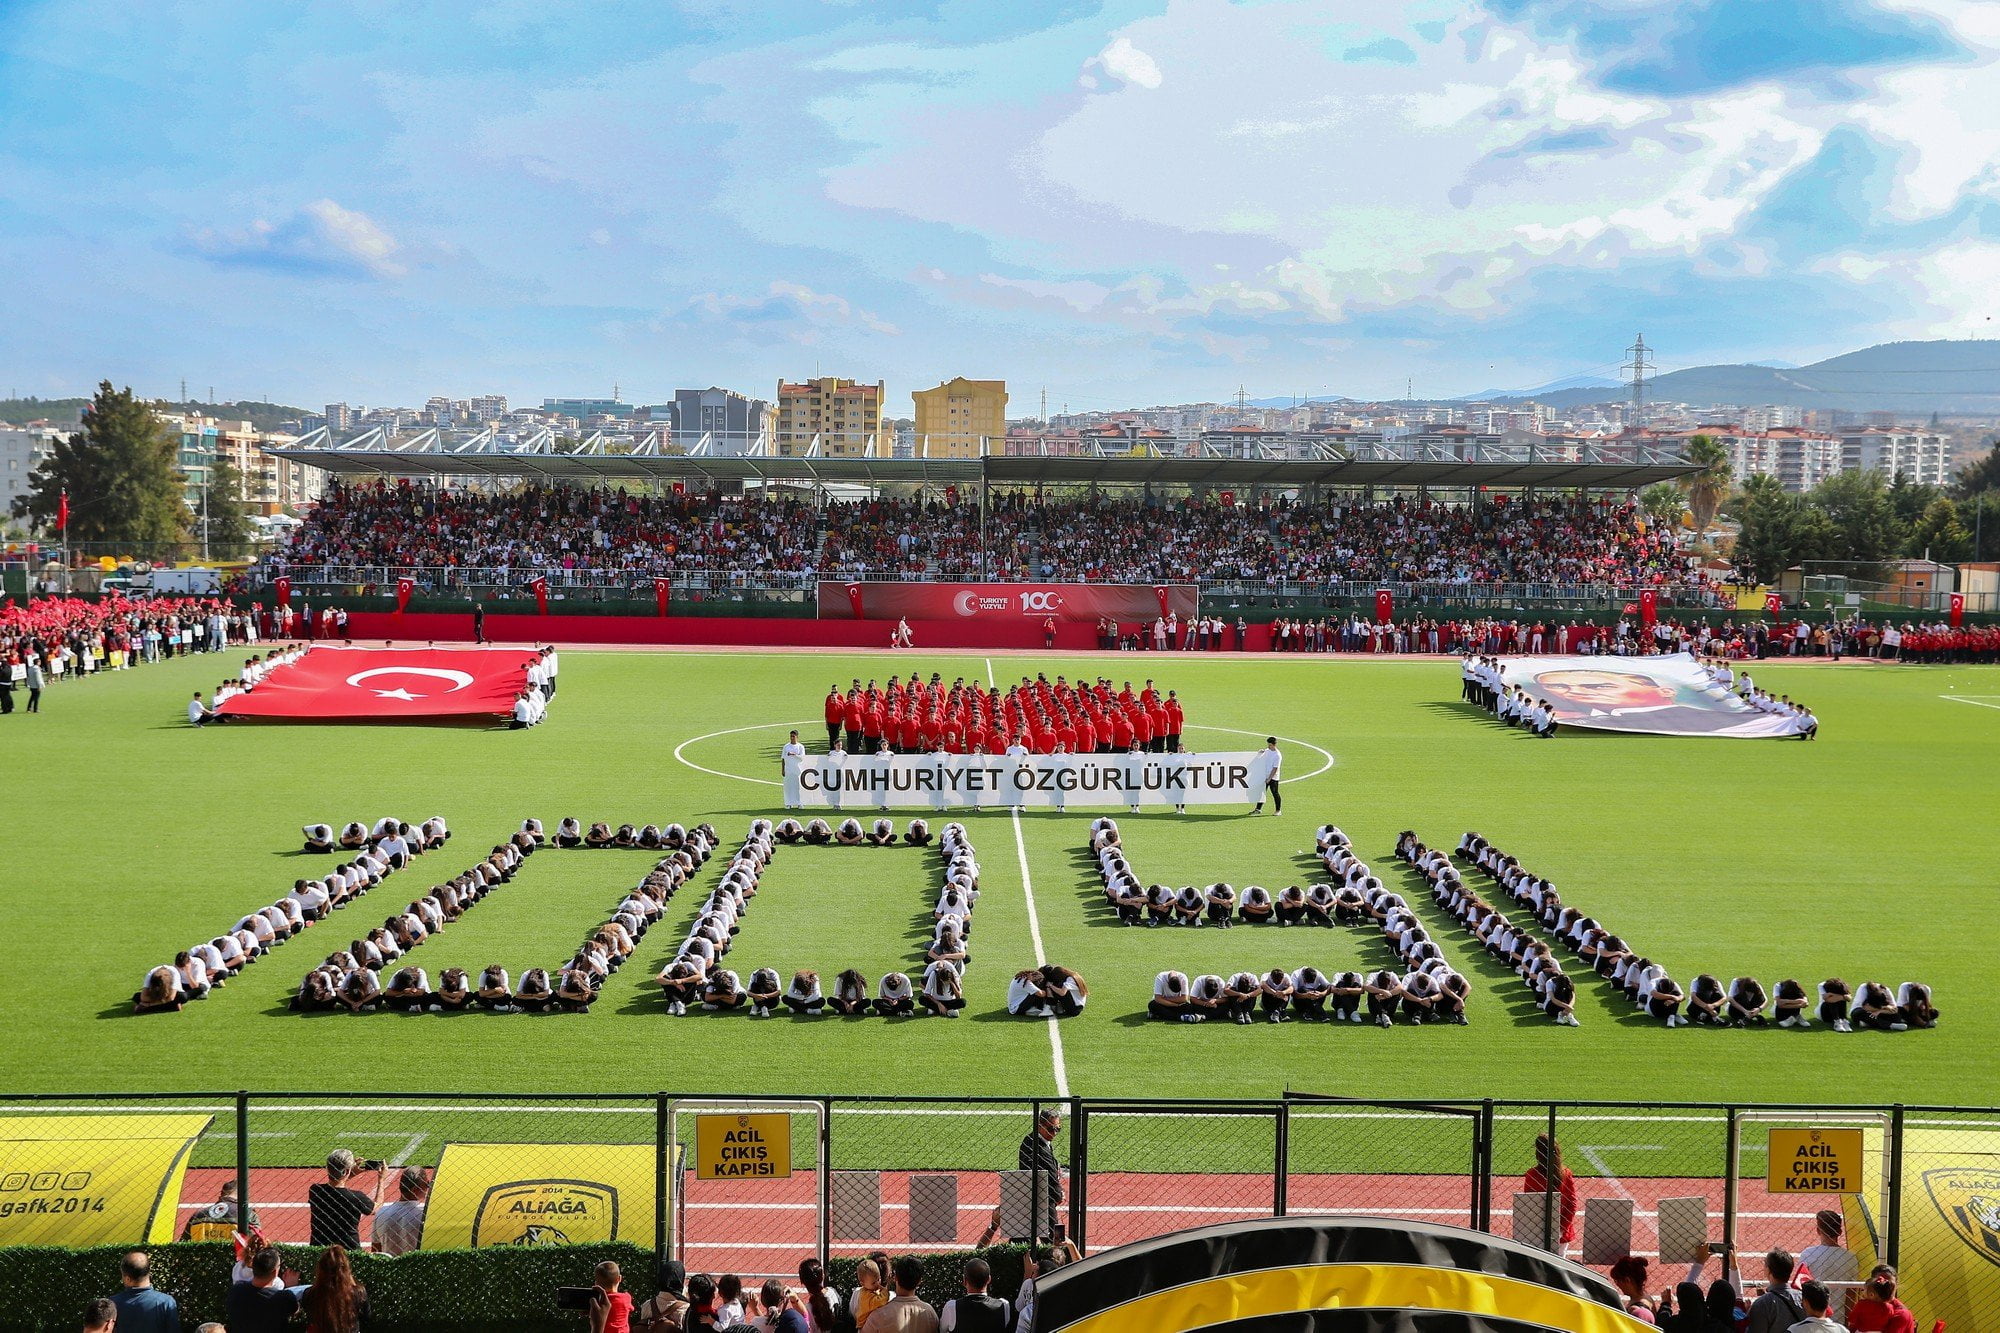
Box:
213;646;537;720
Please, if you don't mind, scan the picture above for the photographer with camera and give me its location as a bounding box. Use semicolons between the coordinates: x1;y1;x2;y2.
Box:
308;1149;386;1249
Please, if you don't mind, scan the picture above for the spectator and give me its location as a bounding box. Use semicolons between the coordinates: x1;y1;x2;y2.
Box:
1607;1255;1657;1323
301;1246;368;1333
1846;1265;1914;1333
633;1259;689;1333
860;1257;938;1333
372;1166;430;1256
307;1150;383;1249
717;1274;746;1325
1012;1241;1079;1333
82;1296;118;1331
796;1258;841;1333
225;1246;300;1333
1746;1251;1804;1333
849;1259;889;1329
1522;1134;1579;1246
182;1178;258;1241
1790;1281;1848;1333
1655;1282;1724;1333
751;1279;809;1333
586;1259;632;1333
939;1258;1009;1332
1797;1210;1860;1290
684;1273;723;1332
109;1252;178;1333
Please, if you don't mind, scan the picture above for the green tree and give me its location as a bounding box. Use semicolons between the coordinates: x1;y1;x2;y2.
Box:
1887;472;1944;530
1809;469;1903;573
1640;483;1686;529
198;456;253;559
1906;495;1971;563
1952;440;2000;499
1733;474;1797;582
1682;433;1733;535
10;381;189;544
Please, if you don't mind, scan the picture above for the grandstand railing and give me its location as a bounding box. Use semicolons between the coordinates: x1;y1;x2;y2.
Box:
235;566;1729;610
1;1091;1989;1321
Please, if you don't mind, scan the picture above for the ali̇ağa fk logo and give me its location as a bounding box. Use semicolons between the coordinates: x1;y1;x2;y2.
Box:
471;1179;619;1247
1923;1167;2000;1266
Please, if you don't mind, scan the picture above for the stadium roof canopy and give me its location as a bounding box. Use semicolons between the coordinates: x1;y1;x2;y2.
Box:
269;429;1699;491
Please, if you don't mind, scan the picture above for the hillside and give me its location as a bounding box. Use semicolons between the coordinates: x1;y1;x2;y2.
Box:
0;396;310;431
1508;340;2000;413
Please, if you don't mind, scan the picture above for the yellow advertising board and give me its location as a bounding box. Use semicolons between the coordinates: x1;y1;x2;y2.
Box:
1767;1127;1864;1193
695;1113;792;1181
0;1114;211;1246
422;1143;659;1249
1885;1128;2000;1333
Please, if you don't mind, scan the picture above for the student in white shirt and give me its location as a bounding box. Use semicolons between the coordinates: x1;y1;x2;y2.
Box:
921;959;965;1017
1009;970;1051;1017
875;970;915;1017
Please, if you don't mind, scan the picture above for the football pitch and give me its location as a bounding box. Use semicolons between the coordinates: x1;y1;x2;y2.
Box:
6;644;1997;1112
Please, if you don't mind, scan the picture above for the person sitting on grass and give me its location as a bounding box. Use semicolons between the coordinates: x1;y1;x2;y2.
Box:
1898;982;1938;1029
927;922;968;970
827;969;869;1016
173;950;212;1002
1259;967;1295;1023
513;967;554;1014
304;823;336;854
427;968;469;1012
1540;971;1577;1027
835;817;865;846
803;818;833;845
1326;971;1365;1023
133;966;184;1015
1727;976;1769;1027
555;964;597;1013
1771;978;1810;1028
1402;968;1441;1024
1275;885;1308;926
292;969;338;1012
1238;885;1274;925
1687;974;1726;1025
1222;971;1262;1025
338;966;381;1014
865;818;897;846
905;818;932;845
1179;972;1219;1022
1646;975;1685;1027
875;971;915;1017
745;967;782;1018
921;959;965;1018
583;822;613;848
701;968;746;1012
383;965;430;1013
1365;969;1405;1028
1041;964;1087;1017
780;970;823;1017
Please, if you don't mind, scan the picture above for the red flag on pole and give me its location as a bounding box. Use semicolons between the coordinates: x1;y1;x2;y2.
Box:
274;576;291;609
1621;601;1638;616
1950;592;1965;627
653;577;671;618
1764;591;1784;617
1639;589;1658;628
56;491;69;532
394;577;414;614
529;576;549;615
845;581;865;619
1153;585;1171;617
1374;588;1394;623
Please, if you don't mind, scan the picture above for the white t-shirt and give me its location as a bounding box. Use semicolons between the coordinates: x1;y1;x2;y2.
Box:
1008;976;1047;1014
1797;1242;1860;1285
1262;748;1282;779
781;741;806;765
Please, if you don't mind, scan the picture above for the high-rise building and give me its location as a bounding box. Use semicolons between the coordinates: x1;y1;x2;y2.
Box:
672;387;770;450
775;377;884;457
911;378;1007;458
324;402;354;432
0;427;62;516
468;394;509;423
542;397;633;420
1841;429;1949;487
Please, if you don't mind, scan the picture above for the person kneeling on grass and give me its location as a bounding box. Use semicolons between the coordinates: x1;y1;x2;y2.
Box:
921;959;965;1017
828;969;870;1016
782;970;824;1016
384;965;430;1013
1148;971;1190;1022
836;817;865;846
1853;981;1901;1031
746;967;783;1018
1259;968;1295;1023
514;967;555;1014
876;970;915;1017
133;965;184;1014
1223;971;1262;1025
1898;981;1938;1029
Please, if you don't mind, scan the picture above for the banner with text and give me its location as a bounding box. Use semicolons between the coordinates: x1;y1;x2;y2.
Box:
422;1142;660;1249
818;580;1198;623
784;750;1267;809
0;1114;211;1247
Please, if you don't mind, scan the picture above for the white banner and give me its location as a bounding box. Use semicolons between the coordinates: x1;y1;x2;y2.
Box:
783;750;1269;810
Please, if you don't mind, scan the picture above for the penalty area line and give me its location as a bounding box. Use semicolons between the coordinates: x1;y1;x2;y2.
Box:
1939;695;2000;711
990;656;1070;1100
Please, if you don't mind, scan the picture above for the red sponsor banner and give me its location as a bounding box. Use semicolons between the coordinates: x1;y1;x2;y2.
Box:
1374;588;1394;624
1764;591;1784;617
653;577;671;618
1950;592;1965;627
394;577;414;614
1638;588;1658;627
819;581;1199;623
529;576;549;615
213;646;538;720
273;576;291;610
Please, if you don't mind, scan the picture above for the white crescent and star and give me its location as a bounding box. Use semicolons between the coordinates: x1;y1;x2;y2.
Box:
343;665;476;700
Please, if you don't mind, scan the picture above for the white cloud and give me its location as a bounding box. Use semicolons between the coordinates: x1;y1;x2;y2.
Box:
686;280;901;339
187;198;406;279
1083;36;1163;90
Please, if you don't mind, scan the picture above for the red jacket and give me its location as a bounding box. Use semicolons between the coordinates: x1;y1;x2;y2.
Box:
825;692;844;724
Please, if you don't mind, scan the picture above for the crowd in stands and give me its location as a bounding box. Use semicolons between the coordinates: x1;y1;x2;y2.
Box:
821;673;1185;757
657;818;985;1020
257;481;1716;594
1;595;253;716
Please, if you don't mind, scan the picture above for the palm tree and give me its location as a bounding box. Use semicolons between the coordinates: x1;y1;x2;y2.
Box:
1683;434;1733;536
1640;483;1687;530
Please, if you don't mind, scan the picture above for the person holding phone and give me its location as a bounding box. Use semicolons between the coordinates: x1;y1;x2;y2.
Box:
308;1150;383;1249
585;1260;632;1333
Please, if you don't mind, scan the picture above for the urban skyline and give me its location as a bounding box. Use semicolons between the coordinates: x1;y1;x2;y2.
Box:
4;1;1999;414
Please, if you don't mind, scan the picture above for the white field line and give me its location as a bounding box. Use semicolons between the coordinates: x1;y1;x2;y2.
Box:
337;1130;428;1165
1574;1143;1667;1202
1939;695;2000;711
992;657;1070;1100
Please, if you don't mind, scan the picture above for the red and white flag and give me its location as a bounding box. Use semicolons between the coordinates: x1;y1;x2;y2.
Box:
1765;591;1784;617
529;576;549;615
213;646;540;720
1950;592;1965;627
1374;588;1395;624
653;577;671;618
56;490;69;532
394;576;415;614
273;576;292;610
1638;588;1658;628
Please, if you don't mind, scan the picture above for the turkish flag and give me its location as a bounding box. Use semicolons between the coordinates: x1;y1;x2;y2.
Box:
1621;602;1638;616
1764;591;1784;617
212;646;539;719
1638;589;1658;627
1153;585;1171;617
56;491;69;532
845;581;865;619
394;577;414;614
274;576;291;609
530;576;549;615
1951;592;1965;627
1374;588;1394;623
654;577;671;618
1219;490;1236;507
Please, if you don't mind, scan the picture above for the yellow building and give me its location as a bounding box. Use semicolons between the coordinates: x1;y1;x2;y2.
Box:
774;377;885;457
912;378;1007;458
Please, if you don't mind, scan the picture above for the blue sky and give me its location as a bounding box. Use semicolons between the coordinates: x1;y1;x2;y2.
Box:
2;0;1996;413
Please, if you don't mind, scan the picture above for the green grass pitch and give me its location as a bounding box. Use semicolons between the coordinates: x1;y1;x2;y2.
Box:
5;645;1997;1116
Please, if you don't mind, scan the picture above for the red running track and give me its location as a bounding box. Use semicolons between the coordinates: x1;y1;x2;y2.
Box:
186;1167;1826;1280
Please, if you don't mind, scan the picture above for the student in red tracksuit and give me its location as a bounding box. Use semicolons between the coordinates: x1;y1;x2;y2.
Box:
844;697;865;753
825;689;844;752
1164;694;1184;750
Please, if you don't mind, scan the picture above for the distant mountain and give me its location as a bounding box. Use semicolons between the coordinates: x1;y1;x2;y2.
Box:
1455;374;1620;402
0;396;311;431
1500;341;2000;413
0;396;90;426
1244;394;1354;408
